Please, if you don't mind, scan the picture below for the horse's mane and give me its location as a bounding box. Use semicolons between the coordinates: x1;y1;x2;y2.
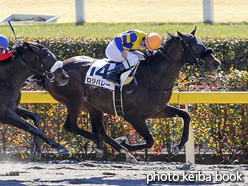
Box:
13;41;28;53
13;40;43;53
162;33;180;52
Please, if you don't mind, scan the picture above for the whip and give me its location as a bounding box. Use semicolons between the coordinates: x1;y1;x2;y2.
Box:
8;21;17;40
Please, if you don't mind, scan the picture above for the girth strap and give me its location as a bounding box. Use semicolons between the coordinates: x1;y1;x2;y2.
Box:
112;86;124;117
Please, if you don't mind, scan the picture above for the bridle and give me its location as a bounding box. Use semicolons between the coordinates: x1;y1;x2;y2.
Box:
181;36;213;68
157;36;213;67
18;48;63;82
147;35;213;93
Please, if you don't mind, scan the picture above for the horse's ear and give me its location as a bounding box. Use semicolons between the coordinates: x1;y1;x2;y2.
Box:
177;31;188;40
191;26;197;36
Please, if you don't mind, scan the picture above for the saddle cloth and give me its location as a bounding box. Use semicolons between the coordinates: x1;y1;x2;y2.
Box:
85;59;139;91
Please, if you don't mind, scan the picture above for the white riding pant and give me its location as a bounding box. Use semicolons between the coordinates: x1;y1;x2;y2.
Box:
105;41;139;69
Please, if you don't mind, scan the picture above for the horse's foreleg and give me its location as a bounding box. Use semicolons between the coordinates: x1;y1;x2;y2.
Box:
15;107;41;159
1;107;68;154
153;105;191;155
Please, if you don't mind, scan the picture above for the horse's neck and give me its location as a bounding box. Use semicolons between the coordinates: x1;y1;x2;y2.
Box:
152;58;183;90
0;56;33;89
156;39;185;90
149;45;184;91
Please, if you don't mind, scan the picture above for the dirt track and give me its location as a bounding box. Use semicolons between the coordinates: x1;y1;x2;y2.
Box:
0;160;247;186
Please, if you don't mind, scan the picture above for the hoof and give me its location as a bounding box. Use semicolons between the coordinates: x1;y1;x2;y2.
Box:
126;154;138;164
58;147;69;154
174;145;180;156
120;149;138;164
33;151;42;160
115;137;127;144
95;148;104;157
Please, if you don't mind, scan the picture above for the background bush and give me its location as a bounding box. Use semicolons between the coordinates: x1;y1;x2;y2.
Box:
0;37;247;163
8;36;248;71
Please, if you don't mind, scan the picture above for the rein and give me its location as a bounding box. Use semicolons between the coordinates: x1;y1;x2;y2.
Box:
157;49;183;64
19;55;47;77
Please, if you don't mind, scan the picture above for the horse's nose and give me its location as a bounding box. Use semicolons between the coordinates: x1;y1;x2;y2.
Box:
214;60;221;67
212;60;221;70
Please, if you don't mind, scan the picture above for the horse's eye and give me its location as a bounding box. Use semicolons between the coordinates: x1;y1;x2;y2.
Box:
193;45;201;51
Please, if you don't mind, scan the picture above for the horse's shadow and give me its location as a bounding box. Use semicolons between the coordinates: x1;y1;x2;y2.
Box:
0;176;221;186
0;180;27;186
3;176;147;186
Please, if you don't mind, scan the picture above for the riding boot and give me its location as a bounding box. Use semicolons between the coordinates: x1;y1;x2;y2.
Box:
106;63;127;86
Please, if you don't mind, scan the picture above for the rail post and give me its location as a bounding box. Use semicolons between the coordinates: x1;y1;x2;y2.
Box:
203;0;214;23
180;104;195;164
75;0;86;24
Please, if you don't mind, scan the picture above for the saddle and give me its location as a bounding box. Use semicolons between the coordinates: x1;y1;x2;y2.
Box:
85;58;141;117
106;50;145;88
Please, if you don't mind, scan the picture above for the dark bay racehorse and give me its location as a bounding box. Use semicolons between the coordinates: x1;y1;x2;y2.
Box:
33;28;221;163
0;40;69;158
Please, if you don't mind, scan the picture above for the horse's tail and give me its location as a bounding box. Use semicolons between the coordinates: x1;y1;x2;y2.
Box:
26;75;47;90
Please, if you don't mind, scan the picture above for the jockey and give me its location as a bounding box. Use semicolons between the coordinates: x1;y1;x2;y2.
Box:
105;29;162;86
0;35;13;61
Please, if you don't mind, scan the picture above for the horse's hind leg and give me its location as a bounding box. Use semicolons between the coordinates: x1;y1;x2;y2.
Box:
89;109;137;163
1;107;68;154
152;105;191;155
15;107;41;159
63;105;104;156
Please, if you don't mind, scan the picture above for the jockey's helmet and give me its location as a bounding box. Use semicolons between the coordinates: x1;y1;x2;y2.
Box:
145;33;162;51
0;35;9;50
